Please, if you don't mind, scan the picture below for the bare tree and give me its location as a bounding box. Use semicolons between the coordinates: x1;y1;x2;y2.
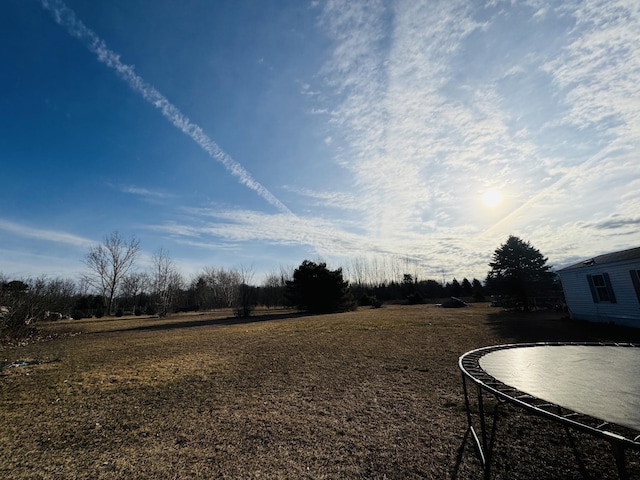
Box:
83;232;140;315
42;277;77;317
200;266;221;308
191;267;221;310
0;275;77;334
218;268;241;308
151;248;183;317
261;271;283;309
234;264;255;318
121;272;149;314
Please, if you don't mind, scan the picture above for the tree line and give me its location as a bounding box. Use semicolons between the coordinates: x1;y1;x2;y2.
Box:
1;232;559;337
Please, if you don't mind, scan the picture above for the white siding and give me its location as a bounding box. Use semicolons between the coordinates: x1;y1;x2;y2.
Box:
559;260;640;328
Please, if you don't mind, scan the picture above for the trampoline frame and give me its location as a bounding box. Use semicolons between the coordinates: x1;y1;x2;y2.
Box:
458;342;640;479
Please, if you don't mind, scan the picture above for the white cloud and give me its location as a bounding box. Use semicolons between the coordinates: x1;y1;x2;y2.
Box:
0;248;84;279
119;185;176;199
282;186;361;210
310;0;640;275
0;219;95;248
143;205;498;281
543;0;640;135
20;0;640;283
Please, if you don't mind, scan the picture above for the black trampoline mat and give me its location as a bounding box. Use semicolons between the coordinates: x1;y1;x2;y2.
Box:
479;345;640;432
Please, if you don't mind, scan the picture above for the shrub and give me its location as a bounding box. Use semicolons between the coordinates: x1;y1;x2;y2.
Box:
405;293;424;305
359;294;381;308
234;303;255;318
286;260;356;314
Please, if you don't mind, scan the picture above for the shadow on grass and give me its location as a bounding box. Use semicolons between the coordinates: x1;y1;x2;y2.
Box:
485;308;640;344
105;311;313;334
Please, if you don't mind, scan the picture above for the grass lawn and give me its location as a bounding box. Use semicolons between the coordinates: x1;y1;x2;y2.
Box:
1;304;639;479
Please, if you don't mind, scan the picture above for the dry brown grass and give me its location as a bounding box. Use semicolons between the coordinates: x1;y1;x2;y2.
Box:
1;304;639;479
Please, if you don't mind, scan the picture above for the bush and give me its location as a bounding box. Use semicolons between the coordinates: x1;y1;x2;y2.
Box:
405;293;424;305
286;261;356;314
234;303;255;318
359;294;381;308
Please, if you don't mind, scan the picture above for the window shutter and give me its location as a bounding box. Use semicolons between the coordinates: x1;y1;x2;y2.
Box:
586;275;599;303
630;270;640;303
603;273;616;303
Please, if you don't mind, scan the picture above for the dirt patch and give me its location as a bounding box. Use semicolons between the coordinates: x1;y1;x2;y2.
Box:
1;304;639;479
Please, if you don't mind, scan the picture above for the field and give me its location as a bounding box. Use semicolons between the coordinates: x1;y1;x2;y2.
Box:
1;304;640;479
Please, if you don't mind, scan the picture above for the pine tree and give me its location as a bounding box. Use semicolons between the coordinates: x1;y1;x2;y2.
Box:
286;260;356;313
486;236;554;310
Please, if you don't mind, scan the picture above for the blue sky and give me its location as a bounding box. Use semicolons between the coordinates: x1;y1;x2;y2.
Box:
2;0;640;285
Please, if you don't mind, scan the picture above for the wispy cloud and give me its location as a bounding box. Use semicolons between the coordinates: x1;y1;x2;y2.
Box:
482;1;640;235
137;0;639;279
0;219;95;248
310;0;640;273
41;0;292;215
584;214;640;231
119;185;176;200
145;206;494;279
317;1;499;237
0;247;84;279
22;0;640;281
282;186;361;210
543;0;640;134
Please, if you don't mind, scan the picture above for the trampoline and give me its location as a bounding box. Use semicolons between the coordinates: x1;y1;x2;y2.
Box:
458;342;640;479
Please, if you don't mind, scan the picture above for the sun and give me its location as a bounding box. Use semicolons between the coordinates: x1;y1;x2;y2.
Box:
482;188;503;207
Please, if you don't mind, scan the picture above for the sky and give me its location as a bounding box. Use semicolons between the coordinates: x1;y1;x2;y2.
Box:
2;0;640;286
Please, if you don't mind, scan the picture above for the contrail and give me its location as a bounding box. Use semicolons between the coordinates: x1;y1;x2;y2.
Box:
40;0;292;215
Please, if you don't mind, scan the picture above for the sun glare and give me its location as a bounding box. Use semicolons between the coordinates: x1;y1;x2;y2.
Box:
482;188;503;207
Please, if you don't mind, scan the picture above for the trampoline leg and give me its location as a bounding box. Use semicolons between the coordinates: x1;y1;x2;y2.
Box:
460;374;488;477
452;425;483;480
611;444;628;480
452;426;470;480
477;387;489;464
477;385;501;479
561;423;590;480
460;374;493;479
477;388;503;480
471;425;490;478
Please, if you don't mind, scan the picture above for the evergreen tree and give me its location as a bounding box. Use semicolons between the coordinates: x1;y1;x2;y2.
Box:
450;278;461;297
286;260;356;313
486;236;554;310
461;278;473;297
471;278;485;301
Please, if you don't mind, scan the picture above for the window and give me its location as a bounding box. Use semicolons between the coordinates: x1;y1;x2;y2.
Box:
631;270;640;303
591;275;610;301
586;273;617;303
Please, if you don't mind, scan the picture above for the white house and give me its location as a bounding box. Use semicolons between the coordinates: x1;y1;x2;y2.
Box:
558;247;640;328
